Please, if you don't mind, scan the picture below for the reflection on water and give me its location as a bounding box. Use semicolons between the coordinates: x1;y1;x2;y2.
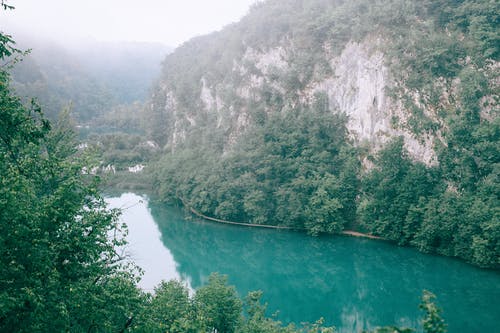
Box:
110;193;500;333
106;193;182;291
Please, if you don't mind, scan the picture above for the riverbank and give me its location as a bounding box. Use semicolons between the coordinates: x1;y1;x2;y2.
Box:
341;230;383;240
182;197;385;240
99;171;153;193
111;192;500;333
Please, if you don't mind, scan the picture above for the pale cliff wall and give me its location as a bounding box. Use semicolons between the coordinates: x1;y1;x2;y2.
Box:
159;37;440;165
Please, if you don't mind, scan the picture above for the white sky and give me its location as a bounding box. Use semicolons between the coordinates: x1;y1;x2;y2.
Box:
1;0;260;47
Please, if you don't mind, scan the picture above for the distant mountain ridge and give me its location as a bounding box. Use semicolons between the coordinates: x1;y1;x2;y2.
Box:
73;40;172;103
9;33;171;121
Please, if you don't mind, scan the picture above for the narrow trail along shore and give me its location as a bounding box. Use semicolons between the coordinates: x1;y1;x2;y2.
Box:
181;197;384;240
341;230;383;240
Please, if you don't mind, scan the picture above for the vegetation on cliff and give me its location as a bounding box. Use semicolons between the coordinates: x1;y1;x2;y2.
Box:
149;0;498;268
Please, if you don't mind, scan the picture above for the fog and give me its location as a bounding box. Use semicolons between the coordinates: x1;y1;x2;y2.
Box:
0;0;260;48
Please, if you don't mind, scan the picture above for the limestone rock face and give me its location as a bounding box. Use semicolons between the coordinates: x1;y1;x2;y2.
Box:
301;40;437;165
153;37;442;165
309;41;390;143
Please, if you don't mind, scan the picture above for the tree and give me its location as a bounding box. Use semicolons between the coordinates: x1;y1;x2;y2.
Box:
194;273;242;333
0;11;143;331
359;138;439;244
305;173;344;235
134;280;200;333
239;291;290;333
420;291;447;333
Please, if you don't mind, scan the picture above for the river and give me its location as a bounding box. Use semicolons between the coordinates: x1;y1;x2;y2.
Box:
106;192;500;333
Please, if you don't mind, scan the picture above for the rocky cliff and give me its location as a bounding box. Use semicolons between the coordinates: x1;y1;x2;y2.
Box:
146;0;499;267
147;0;497;166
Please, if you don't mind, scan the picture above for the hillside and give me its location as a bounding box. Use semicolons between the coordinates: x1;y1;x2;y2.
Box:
8;34;170;122
146;0;499;267
72;40;171;104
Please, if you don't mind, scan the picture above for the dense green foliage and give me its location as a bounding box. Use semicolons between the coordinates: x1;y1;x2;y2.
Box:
88;133;154;169
132;274;446;333
0;26;144;331
155;103;360;234
132;274;332;333
357;0;499;267
359;123;499;268
149;0;499;268
419;291;447;333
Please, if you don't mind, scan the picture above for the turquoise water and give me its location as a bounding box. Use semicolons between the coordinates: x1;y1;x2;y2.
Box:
108;193;500;333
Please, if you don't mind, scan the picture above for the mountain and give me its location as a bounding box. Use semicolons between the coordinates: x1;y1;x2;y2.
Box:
147;0;498;267
8;34;171;122
147;0;497;162
72;40;171;104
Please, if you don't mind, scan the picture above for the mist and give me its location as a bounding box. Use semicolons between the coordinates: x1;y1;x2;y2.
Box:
1;0;260;47
0;0;260;121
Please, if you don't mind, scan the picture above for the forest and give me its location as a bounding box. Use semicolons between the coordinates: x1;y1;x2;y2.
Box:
0;0;497;331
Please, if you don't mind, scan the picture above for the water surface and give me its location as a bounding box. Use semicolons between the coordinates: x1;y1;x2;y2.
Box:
108;193;500;333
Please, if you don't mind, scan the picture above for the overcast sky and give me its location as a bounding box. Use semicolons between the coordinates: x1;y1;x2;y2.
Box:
1;0;260;47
